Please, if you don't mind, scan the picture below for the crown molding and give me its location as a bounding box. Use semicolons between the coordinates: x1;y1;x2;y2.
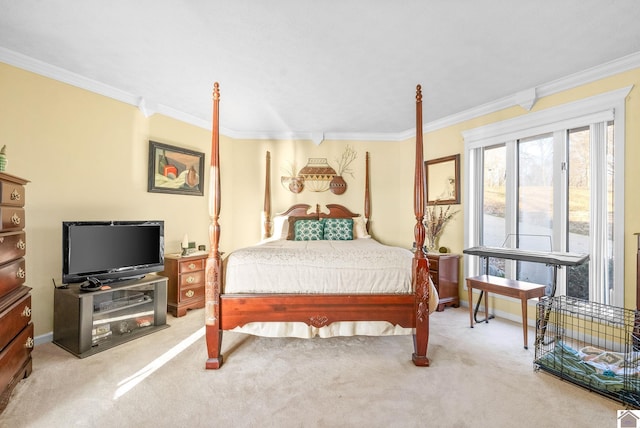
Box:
2;47;639;142
423;51;640;135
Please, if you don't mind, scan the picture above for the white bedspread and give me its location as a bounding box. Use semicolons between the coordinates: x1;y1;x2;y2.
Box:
224;238;413;294
223;238;439;338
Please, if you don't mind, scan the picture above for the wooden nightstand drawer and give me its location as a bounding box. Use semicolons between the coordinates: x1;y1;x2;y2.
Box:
179;270;204;288
179;258;205;273
427;258;439;271
179;284;205;303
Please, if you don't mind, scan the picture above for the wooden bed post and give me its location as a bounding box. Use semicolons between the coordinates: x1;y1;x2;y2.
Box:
262;151;272;239
205;82;223;369
412;84;430;367
364;152;371;232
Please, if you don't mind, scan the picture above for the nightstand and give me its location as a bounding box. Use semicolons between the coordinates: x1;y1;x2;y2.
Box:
159;253;207;317
425;253;460;311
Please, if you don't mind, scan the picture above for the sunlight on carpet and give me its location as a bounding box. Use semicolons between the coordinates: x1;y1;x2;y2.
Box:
113;326;205;399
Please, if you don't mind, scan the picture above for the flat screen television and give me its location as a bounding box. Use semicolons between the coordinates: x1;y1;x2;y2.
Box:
62;221;164;284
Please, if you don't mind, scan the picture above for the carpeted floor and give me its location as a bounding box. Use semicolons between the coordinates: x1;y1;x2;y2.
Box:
0;306;622;427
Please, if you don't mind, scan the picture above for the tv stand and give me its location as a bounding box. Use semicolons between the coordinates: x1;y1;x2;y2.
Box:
53;275;169;358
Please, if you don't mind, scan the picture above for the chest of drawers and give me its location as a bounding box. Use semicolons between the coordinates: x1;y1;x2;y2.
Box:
0;173;31;414
159;253;207;317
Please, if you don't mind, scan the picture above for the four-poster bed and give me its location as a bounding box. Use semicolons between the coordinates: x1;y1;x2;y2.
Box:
204;83;432;368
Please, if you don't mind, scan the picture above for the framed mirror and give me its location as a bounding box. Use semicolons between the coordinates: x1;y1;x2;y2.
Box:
425;154;460;205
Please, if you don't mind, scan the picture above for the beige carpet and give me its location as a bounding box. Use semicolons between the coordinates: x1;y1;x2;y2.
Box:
0;307;621;427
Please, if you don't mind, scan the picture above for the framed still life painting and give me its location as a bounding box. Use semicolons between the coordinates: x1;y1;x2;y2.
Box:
148;141;205;196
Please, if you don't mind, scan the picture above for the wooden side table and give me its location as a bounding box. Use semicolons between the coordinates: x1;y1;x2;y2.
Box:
425;253;460;311
159;253;207;317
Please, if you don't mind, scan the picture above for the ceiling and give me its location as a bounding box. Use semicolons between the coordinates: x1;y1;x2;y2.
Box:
1;1;640;142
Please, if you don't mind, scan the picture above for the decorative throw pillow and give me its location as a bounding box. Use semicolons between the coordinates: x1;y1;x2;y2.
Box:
294;219;324;241
352;216;370;239
323;218;354;240
271;215;289;240
287;216;317;240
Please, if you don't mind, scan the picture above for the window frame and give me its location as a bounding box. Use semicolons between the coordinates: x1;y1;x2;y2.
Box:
462;86;630;307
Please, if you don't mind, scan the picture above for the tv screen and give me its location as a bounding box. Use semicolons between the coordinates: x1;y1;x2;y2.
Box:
62;221;164;284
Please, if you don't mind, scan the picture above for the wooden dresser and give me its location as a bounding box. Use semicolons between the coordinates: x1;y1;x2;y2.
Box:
0;173;32;413
159;253;207;317
426;253;460;311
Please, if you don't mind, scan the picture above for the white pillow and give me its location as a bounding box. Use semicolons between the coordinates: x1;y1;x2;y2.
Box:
271;215;289;240
352;216;370;239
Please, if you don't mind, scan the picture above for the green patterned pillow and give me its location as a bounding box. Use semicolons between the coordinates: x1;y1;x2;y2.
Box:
323;218;354;240
294;219;324;241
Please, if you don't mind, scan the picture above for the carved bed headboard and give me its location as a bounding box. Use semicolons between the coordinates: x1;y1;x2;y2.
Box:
278;203;361;219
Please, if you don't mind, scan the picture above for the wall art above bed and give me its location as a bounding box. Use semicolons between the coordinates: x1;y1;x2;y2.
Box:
147;140;205;196
281;146;357;195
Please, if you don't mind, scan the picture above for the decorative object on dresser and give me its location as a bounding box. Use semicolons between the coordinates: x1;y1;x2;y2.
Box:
0;172;31;414
53;276;168;358
423;204;457;252
425;253;459;311
158;253;206;317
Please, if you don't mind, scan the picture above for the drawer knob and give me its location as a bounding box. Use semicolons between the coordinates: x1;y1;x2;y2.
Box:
25;337;34;349
186;275;195;284
185;290;195;298
188;263;196;270
22;305;31;317
11;213;21;225
10;189;21;201
17;267;25;279
17;239;26;250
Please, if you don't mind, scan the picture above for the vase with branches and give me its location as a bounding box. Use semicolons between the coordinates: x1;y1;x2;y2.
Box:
330;146;357;195
424;203;458;252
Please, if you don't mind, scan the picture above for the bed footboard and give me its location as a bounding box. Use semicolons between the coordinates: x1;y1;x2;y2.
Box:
205;291;429;369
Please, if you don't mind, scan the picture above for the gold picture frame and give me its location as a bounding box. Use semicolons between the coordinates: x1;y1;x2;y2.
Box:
425;154;460;205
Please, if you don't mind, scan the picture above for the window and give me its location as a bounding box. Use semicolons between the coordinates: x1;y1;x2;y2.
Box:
463;87;629;306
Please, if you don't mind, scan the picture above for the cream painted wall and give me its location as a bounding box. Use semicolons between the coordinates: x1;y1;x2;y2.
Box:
2;60;640;339
225;138;418;249
0;63;213;337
